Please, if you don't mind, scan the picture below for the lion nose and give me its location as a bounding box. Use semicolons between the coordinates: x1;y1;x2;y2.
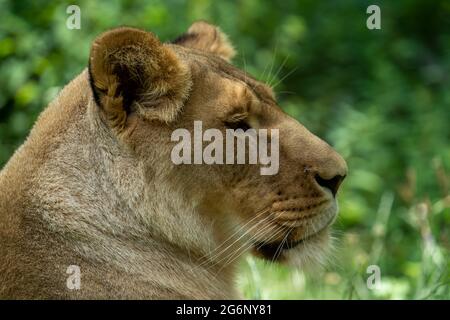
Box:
315;174;346;197
313;149;347;197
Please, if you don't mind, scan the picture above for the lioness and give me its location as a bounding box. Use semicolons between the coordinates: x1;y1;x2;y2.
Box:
0;22;347;299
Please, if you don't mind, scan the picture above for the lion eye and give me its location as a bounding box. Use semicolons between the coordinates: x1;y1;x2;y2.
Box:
224;119;251;131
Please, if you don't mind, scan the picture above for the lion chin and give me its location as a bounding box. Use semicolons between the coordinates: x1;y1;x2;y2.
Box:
251;227;332;271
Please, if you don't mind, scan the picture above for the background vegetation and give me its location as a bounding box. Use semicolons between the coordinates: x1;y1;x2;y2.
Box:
0;0;448;299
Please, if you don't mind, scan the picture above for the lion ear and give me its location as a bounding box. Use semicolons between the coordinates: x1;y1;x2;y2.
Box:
89;27;191;128
172;21;236;62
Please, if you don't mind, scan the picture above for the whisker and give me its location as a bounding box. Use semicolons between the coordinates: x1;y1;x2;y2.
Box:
210;217;280;270
268;54;290;87
271;66;299;89
271;228;292;265
215;226;286;275
264;39;279;85
198;212;272;268
201;207;269;257
259;45;275;83
207;215;276;268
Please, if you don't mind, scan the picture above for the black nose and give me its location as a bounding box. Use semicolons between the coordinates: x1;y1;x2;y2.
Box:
315;174;345;197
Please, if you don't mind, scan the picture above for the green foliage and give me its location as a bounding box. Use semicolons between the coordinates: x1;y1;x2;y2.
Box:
0;0;448;299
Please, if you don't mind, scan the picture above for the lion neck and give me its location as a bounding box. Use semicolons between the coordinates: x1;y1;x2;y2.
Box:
35;92;237;297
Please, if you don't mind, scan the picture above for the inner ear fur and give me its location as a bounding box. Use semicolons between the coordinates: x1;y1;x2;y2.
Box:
89;27;191;128
172;21;236;62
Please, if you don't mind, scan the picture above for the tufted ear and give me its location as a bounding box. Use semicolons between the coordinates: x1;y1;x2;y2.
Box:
89;27;191;128
172;21;236;62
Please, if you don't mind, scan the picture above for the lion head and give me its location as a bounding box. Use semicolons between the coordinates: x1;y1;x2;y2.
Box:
88;21;347;274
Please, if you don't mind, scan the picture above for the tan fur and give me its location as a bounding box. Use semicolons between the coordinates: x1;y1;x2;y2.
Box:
0;22;347;299
172;21;236;62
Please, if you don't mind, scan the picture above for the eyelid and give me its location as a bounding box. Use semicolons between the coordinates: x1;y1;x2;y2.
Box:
225;112;249;123
224;117;251;131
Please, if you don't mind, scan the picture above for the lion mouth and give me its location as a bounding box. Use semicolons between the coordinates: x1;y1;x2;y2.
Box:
251;212;336;261
250;203;338;261
252;231;319;261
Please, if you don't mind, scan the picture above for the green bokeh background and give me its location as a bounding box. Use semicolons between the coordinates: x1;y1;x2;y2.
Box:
0;0;448;299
